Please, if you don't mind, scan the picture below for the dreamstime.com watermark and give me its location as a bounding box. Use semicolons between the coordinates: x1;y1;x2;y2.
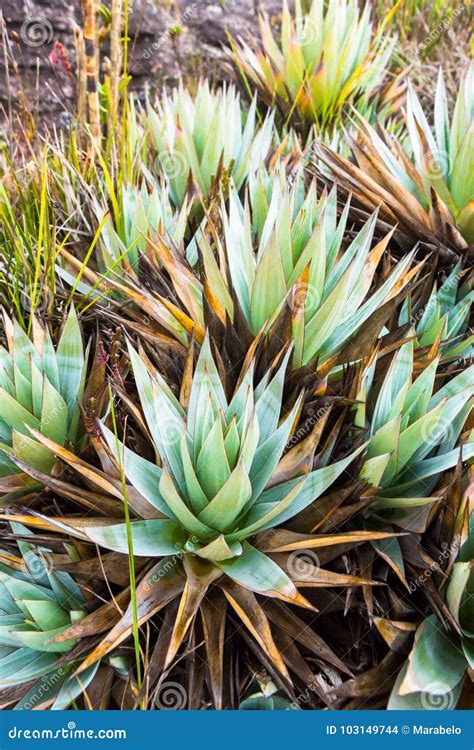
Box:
8;721;126;741
141;536;199;593
286;403;330;449
408;540;457;593
143;3;199;58
407;265;460;326
407;2;466;60
20;668;66;710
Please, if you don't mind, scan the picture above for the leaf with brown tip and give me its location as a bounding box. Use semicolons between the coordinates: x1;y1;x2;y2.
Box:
52;587;131;642
221;580;291;683
272;552;383;587
330;651;403;699
200;592;227;710
259;529;403;553
55;553;147;587
164;556;222;669
373;617;416;654
268;406;332;487
73;558;185;675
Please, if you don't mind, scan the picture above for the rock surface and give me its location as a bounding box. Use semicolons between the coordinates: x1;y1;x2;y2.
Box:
1;0;281;127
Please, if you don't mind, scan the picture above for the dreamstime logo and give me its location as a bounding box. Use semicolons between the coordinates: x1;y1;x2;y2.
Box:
20;17;54;47
420;413;454;448
22;668;67;709
409;264;460;328
409;301;430;327
291;673;320;709
287;550;320;581
290;16;320;46
408;541;456;593
286;403;330;449
288;282;320;315
439;267;461;288
419;148;451;181
24;549;54;580
142;555;181;593
406;1;466;60
420;682;456;710
159;414;184;447
155;681;187;710
154;151;189;181
8;723;127;740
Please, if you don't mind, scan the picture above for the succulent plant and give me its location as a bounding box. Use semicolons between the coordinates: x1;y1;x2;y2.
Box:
60;170;421;375
0;522;117;709
146;81;275;207
356;338;474;497
315;65;474;252
0;307;86;498
388;509;473;709
231;0;397;137
10;335;405;707
399;261;473;363
1;10;472;712
341;337;473;591
95;179;189;275
216;177;420;370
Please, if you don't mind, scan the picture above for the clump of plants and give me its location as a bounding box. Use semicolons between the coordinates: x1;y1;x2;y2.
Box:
315;65;474;252
231;0;400;137
0;0;472;712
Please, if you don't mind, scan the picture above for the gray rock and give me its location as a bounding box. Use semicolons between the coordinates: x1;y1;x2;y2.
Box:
1;0;282;126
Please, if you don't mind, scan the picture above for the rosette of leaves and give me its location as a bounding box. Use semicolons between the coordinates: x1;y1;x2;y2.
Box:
95;179;189;276
146;81;275;207
399;261;473;363
204;177;420;371
15;336;403;707
59;174;421;374
0;522;127;709
0;307;87;499
326;339;474;589
315;66;474;252
352;338;473;585
356;339;474;499
231;0;397;137
388;509;473;710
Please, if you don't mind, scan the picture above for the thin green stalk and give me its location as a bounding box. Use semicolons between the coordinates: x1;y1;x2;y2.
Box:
77;234;142;315
108;385;143;699
29;147;48;333
120;0;132;183
66;212;109;306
